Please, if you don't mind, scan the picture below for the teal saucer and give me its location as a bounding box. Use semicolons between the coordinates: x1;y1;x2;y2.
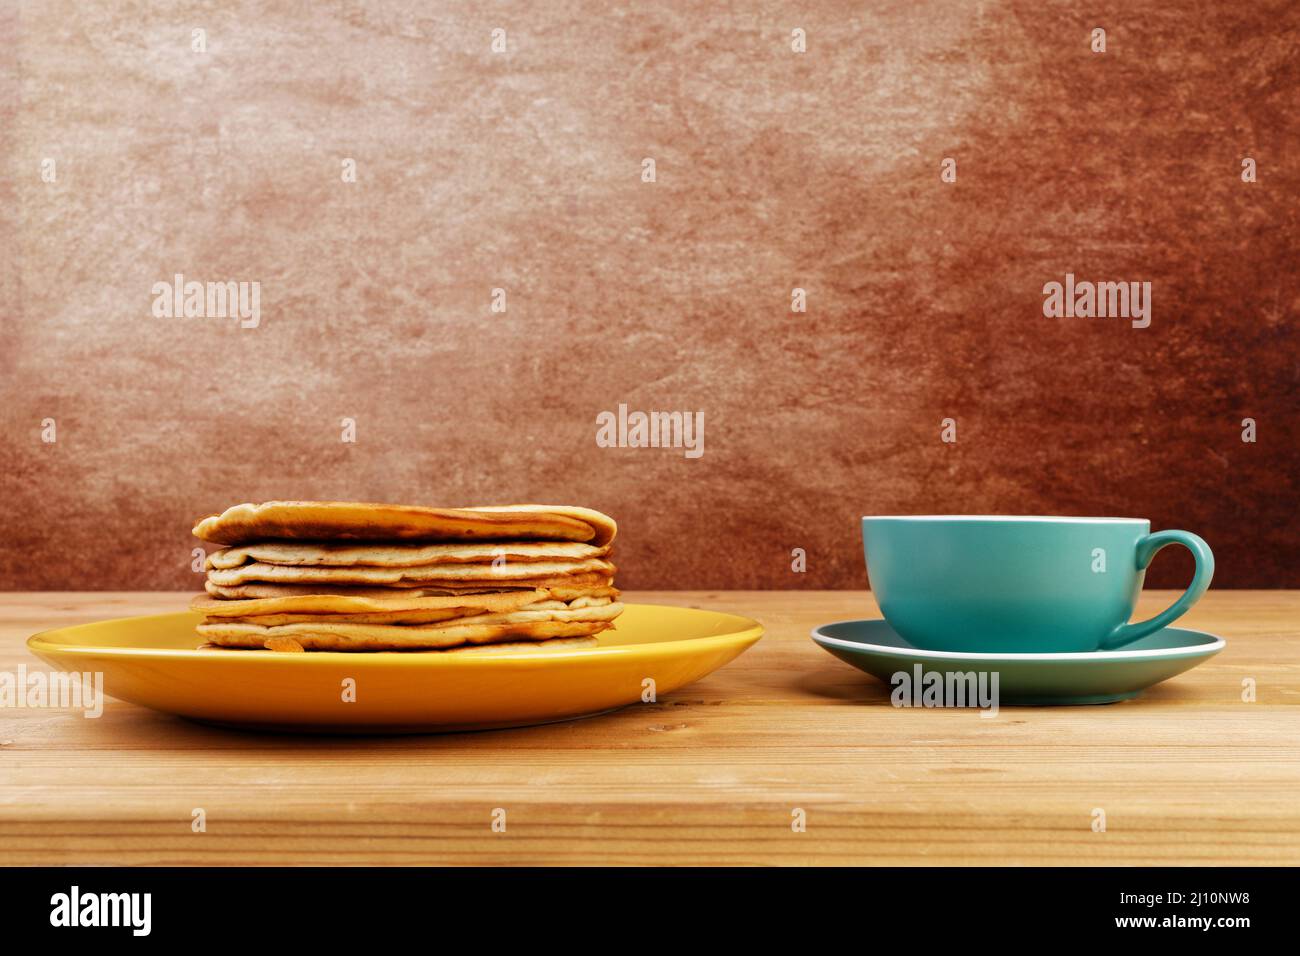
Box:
810;619;1225;706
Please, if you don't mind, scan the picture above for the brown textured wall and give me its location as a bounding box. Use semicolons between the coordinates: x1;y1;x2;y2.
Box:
2;1;1297;591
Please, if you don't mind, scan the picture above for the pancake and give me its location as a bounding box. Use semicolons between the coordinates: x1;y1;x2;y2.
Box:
189;501;624;653
191;586;618;618
190;587;560;618
192;501;617;547
198;635;601;654
207;540;610;570
207;581;534;599
205;557;615;588
198;602;625;651
210;598;615;627
537;585;620;604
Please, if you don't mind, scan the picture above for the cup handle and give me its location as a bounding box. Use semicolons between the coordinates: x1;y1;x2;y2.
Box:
1101;530;1214;650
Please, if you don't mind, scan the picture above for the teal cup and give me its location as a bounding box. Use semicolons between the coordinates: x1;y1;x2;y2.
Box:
862;516;1214;653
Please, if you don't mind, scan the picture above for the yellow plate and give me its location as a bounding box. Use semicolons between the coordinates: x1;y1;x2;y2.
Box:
26;603;763;734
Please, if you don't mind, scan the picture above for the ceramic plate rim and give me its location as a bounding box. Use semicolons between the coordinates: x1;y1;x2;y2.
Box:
811;618;1225;662
28;604;764;666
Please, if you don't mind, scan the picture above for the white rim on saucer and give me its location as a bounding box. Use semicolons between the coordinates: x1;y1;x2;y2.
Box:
810;620;1225;662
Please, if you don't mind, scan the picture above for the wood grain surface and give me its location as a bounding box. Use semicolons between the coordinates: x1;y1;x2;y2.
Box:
1;590;1297;866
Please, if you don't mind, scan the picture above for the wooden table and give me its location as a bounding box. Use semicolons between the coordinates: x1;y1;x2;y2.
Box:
1;591;1296;865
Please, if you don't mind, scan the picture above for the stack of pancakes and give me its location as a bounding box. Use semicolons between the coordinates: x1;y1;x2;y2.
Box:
190;501;622;652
